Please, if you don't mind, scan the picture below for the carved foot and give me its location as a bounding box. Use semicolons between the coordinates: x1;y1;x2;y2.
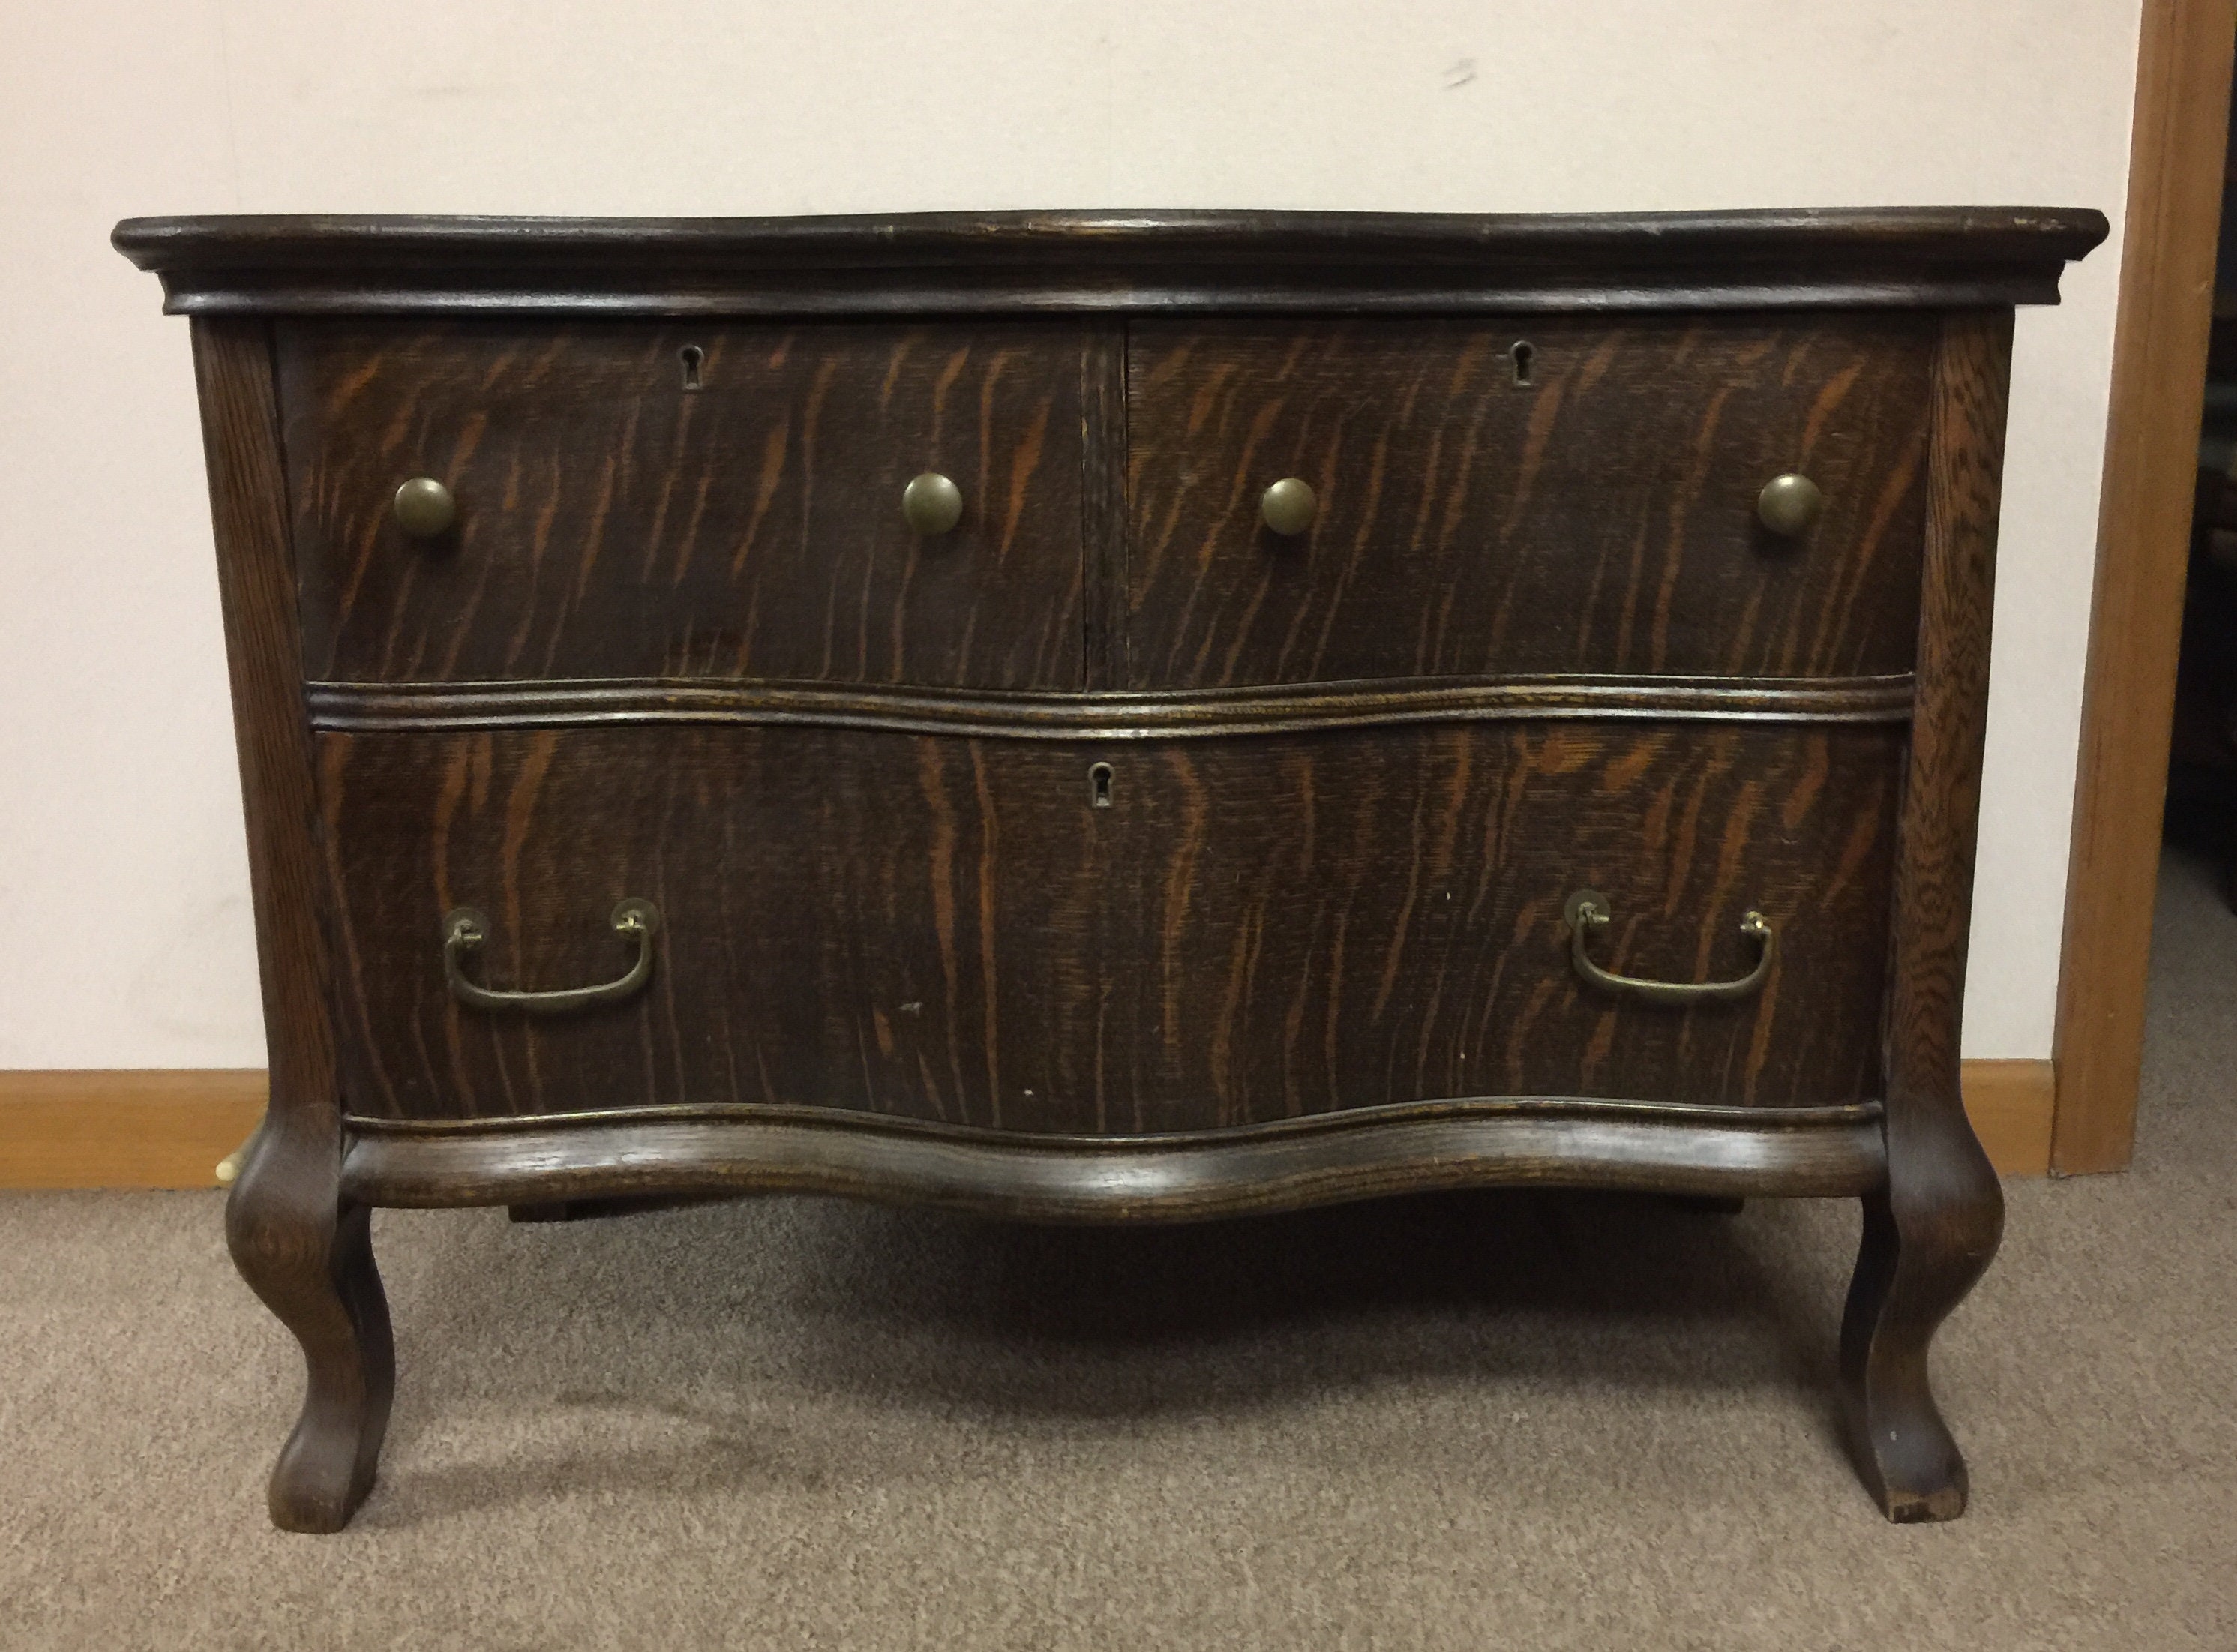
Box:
1837;1168;2002;1522
227;1128;395;1533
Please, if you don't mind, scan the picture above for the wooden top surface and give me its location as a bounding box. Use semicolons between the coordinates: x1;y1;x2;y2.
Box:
113;207;2108;317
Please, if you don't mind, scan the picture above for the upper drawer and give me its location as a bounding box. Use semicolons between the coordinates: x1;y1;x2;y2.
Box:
277;321;1087;688
1124;316;1934;688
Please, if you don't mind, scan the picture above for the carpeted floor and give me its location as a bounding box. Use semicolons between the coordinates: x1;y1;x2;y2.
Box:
4;851;2234;1651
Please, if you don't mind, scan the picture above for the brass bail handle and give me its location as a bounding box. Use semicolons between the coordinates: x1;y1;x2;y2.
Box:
442;899;662;1015
1563;889;1774;1006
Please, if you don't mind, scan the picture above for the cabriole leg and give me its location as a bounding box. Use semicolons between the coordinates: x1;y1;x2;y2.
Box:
1838;307;2015;1522
226;1121;394;1533
1837;1150;2002;1522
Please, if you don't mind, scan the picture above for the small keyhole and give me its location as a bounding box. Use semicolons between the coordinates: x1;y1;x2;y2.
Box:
1510;341;1534;387
679;344;704;391
1089;762;1114;808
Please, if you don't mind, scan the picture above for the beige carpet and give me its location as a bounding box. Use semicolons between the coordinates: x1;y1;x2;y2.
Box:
5;852;2235;1651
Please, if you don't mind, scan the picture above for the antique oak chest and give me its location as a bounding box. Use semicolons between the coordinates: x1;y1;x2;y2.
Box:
117;208;2104;1531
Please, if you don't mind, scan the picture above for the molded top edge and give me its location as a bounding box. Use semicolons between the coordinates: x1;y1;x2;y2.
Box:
114;205;2109;271
112;208;2108;316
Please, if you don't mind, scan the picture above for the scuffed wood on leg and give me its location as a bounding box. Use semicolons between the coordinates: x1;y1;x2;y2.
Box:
1839;309;2011;1522
194;317;391;1531
227;1129;394;1531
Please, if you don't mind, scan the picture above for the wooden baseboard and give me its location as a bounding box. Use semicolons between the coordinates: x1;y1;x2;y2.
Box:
1961;1058;2056;1177
0;1060;2056;1189
0;1070;267;1189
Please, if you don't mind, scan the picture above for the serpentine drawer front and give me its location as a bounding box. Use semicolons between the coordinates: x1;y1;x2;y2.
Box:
316;721;1900;1129
116;207;2105;1531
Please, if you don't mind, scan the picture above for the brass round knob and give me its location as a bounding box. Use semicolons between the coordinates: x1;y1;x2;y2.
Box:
1260;478;1318;536
902;472;964;536
393;476;456;538
1756;473;1823;537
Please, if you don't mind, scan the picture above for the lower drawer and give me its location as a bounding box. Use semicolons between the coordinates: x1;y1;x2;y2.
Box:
316;719;1903;1130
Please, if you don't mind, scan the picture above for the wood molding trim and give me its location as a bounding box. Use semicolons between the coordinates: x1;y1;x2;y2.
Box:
111;208;2108;319
340;1106;1888;1217
0;1070;266;1189
1962;1058;2056;1177
0;1062;2053;1189
304;673;1920;738
2053;0;2235;1174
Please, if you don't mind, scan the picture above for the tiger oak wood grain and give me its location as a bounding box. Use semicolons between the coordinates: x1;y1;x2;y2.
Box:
278;320;1087;688
1081;321;1132;688
121;210;2102;1530
317;721;1900;1131
192;319;393;1534
1127;316;1935;686
1839;310;2014;1522
318;727;1128;1130
1116;721;1901;1128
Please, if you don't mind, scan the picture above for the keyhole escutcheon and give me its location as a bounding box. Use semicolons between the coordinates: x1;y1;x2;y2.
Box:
1089;762;1114;808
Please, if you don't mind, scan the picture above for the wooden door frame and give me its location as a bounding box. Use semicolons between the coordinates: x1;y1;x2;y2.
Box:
2053;0;2236;1172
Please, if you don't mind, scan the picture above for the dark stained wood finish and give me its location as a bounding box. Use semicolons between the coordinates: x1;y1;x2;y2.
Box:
1839;310;2013;1522
1127;316;1934;686
124;210;2103;1529
316;720;1901;1131
317;727;1126;1130
190;319;392;1534
341;1100;1888;1219
1081;321;1131;688
1113;722;1900;1127
304;672;1918;738
278;319;1087;688
113;208;2109;318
